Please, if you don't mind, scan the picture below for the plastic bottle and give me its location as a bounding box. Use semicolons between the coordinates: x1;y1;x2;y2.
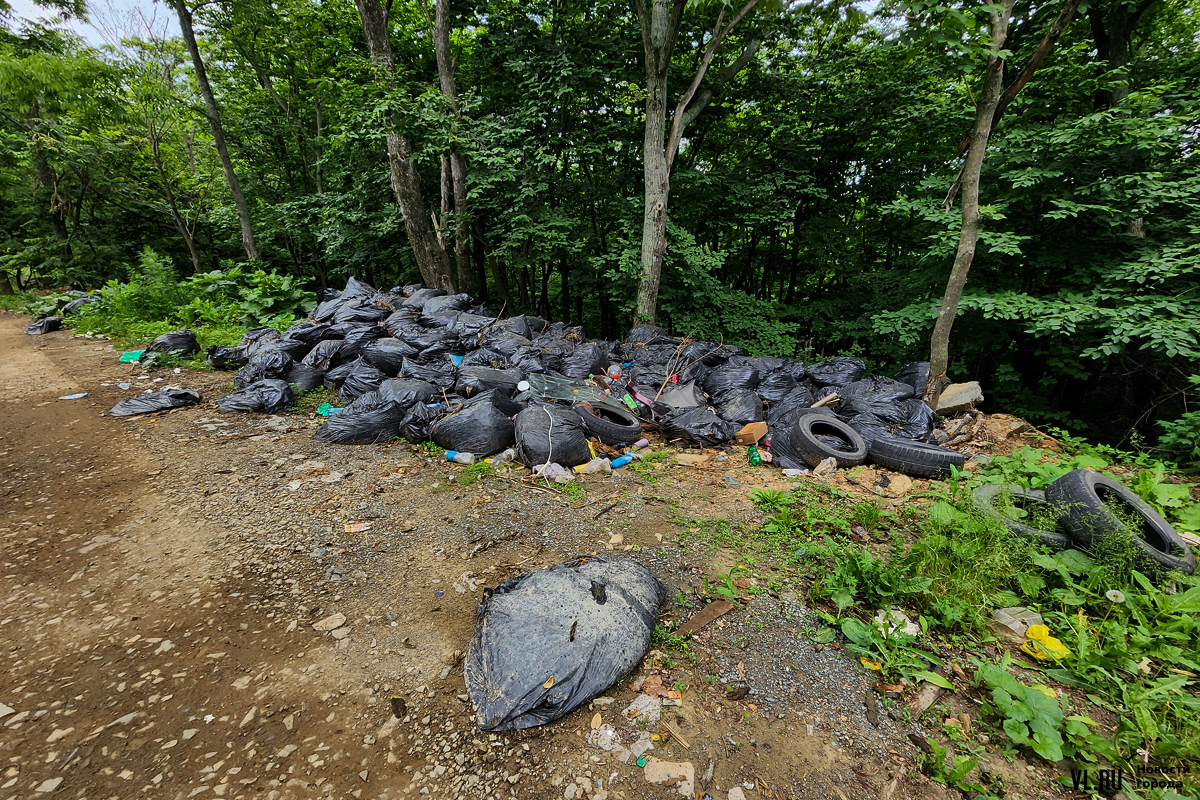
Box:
611;454;636;469
607;364;623;380
574;457;612;474
632;438;650;449
486;448;516;466
445;450;475;465
747;445;762;466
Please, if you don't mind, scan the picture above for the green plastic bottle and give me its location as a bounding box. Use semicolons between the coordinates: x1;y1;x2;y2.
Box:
747;445;762;466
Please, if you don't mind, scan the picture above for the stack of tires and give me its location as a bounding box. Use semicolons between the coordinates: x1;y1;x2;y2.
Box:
971;470;1196;577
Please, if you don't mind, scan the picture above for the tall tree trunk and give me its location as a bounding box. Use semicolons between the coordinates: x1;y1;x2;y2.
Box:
172;0;258;261
354;0;454;290
923;0;1015;409
150;132;204;274
633;0;762;324
31;143;71;257
434;0;473;295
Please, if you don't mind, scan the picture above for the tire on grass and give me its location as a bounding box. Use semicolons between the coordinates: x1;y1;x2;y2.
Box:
970;484;1071;551
1045;469;1195;576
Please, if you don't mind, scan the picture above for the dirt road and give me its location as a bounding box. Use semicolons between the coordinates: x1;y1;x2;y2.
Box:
0;313;992;800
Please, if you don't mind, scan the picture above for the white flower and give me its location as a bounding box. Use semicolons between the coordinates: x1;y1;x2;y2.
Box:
1106;590;1126;604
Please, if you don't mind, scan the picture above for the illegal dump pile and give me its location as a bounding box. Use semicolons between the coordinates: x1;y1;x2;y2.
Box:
117;277;971;478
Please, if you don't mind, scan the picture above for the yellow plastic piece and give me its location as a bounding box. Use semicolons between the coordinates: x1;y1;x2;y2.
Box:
860;657;882;671
1021;624;1071;661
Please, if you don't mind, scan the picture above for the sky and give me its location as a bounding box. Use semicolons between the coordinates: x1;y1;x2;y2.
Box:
8;0;176;46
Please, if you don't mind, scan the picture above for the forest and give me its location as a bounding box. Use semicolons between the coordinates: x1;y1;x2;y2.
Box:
1;0;1197;462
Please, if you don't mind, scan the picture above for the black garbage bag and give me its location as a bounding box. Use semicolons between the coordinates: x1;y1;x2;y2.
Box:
110;387;201;417
361;338;419;376
239;327;282;353
324;287;343;301
342;276;376;298
767;426;810;470
757;369;799;403
508;346;555;374
714;387;764;425
628;364;669;392
283;363;326;392
494;315;533;339
482;329;534;357
847;398;936;448
383;308;420;336
283;320;334;346
418;331;463;360
314;390;407;444
446;312;495;336
216;379;295;414
423;293;473;316
466;555;666;731
310;297;342;323
334;300;390;325
894;362;950;395
807;357;866;387
766;384;817;428
338;359;387;403
456;366;523;398
838;376;915;418
206;345;247;370
144;329;200;358
401;357;459;391
62;295;97;315
400;287;447;310
399;401;447;443
256;338;313;362
377;379;438;409
324;360;357;390
234;351;293;388
461;348;508;368
514;405;592;468
659;406;739;447
430;391;517;456
623;324;674;354
302;339;345;371
701;356;760;397
340;325;386;358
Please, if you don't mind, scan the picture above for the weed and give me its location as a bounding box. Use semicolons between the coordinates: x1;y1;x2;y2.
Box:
559;482;585;499
851;501;882;531
417;441;444;456
456;462;496;487
294;387;340;415
650;625;691;653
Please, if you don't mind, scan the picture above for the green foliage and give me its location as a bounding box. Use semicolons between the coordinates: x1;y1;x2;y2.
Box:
455;462;496;486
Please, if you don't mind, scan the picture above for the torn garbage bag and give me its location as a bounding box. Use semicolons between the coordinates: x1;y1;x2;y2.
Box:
110;388;201;417
894;361;950;394
659;406;738;448
26;316;62;335
514;405;592;468
216;379;295;414
658;380;706;410
314;390;407;444
466;555;666;731
144;329;200;358
399;401;446;443
301;339;345;371
430;391;517;457
714;387;764;425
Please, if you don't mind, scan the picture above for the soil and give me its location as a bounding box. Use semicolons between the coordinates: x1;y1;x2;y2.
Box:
0;313;1070;800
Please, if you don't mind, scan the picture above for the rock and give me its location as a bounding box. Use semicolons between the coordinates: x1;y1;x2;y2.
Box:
313;613;346;631
331;625;353;640
35;777;63;793
0;703;13;719
643;758;694;796
937;381;983;415
812;456;837;476
675;453;709;466
728;789;747;800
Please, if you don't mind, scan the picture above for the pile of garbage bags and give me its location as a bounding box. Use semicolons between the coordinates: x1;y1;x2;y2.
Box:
198;278;943;470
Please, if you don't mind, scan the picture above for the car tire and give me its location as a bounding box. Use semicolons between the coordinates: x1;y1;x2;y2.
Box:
970;484;1072;551
868;435;965;479
574;401;643;447
790;415;868;468
1045;469;1195;575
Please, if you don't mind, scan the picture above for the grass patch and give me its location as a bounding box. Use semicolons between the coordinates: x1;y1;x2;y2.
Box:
294;387;340;415
456;462;496;486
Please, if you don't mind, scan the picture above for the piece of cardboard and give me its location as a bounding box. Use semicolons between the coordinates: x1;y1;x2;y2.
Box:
734;421;767;444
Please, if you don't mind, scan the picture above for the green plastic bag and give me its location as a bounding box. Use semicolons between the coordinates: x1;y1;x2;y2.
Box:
119;350;145;363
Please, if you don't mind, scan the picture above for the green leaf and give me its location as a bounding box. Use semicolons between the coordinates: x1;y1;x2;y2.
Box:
914;670;954;690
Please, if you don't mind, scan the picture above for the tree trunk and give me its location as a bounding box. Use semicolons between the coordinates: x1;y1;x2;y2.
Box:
150;132;204;274
31;144;71;257
434;0;474;295
923;0;1015;409
354;0;455;290
172;0;258;261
